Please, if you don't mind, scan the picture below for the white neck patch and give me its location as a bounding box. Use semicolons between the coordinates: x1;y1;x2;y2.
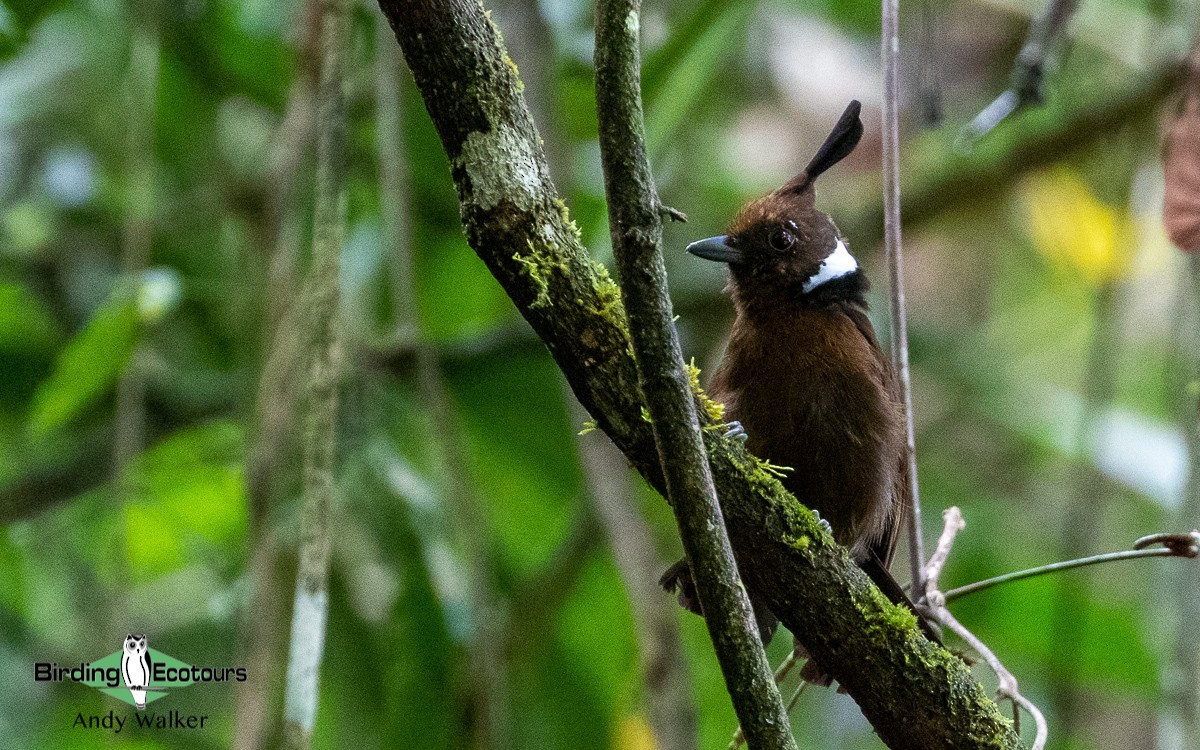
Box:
802;239;858;293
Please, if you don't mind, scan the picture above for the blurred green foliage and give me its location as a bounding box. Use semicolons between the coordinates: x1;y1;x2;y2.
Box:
0;0;1196;749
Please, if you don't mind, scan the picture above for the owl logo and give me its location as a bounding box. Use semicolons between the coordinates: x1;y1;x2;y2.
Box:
120;634;152;710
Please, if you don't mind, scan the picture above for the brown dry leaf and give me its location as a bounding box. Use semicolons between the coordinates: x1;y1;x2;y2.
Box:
1163;91;1200;253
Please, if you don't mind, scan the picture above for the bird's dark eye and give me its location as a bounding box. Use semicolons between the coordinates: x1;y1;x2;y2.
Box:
768;227;795;252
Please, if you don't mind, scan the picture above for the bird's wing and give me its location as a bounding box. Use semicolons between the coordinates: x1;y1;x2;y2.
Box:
839;303;908;571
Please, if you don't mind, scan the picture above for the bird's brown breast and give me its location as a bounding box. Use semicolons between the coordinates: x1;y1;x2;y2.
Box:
709;305;903;557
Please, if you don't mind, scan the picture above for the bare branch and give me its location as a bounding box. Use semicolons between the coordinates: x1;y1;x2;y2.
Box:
944;531;1200;603
114;0;162;501
923;508;1048;750
881;0;926;594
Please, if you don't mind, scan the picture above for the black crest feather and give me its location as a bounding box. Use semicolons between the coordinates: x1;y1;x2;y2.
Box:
783;100;863;193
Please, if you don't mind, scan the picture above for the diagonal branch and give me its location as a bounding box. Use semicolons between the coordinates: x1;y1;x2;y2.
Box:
377;1;1020;747
593;1;795;747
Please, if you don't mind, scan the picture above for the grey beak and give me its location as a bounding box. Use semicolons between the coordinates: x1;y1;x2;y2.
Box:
685;235;744;264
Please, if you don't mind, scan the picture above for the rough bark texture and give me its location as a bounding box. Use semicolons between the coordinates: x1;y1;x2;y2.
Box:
594;1;796;748
377;1;1022;747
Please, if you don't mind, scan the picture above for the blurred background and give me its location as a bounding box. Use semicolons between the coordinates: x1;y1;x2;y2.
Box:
1;0;1198;748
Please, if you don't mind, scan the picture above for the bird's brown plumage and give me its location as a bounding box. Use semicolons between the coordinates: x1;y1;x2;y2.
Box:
662;101;917;653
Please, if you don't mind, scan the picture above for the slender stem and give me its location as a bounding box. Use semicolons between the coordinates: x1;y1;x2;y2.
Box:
936;607;1048;750
945;546;1191;603
416;347;512;749
263;1;320;336
594;1;796;747
233;7;322;749
784;681;809;715
107;0;162;646
282;0;351;746
881;0;926;594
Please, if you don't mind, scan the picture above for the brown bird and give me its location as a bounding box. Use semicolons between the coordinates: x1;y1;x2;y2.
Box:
662;100;923;662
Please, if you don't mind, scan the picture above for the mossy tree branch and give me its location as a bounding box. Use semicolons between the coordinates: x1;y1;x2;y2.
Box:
377;1;1021;747
594;2;795;748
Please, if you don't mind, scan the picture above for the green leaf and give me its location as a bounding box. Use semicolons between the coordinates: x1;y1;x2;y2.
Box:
643;2;756;159
28;289;139;433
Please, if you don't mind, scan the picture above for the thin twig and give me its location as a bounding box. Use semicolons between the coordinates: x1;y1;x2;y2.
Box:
945;533;1200;603
785;681;810;715
232;12;322;747
936;607;1048;750
882;0;926;595
374;5;417;347
416;346;512;749
594;1;796;747
921;506;964;595
262;0;320;336
923;508;1048;750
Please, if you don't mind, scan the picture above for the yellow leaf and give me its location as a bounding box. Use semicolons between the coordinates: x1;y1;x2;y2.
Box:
613;713;658;750
1021;169;1135;285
